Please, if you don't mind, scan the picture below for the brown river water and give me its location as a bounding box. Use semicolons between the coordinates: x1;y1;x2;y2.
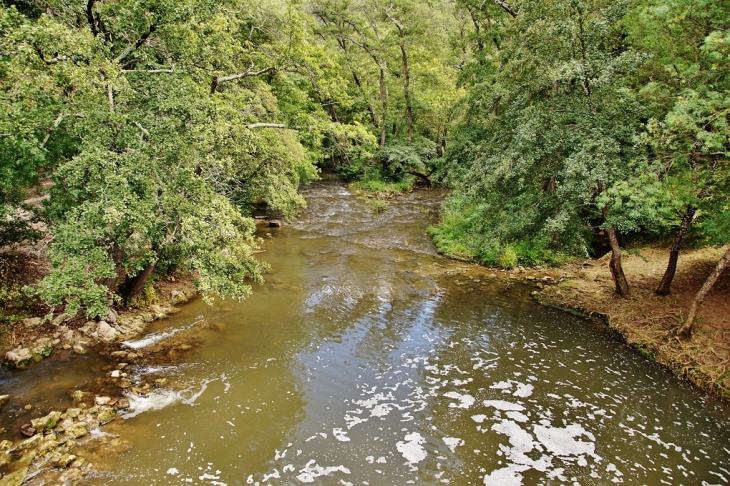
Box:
2;177;730;485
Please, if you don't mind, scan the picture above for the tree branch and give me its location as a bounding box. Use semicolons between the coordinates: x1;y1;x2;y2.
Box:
210;65;276;94
244;123;298;130
114;23;158;64
41;113;64;147
494;0;518;17
86;0;98;36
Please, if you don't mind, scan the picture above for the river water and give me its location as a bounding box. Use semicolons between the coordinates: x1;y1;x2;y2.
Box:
4;178;730;485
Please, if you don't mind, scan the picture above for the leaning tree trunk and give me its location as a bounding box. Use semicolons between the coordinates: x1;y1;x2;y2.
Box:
607;226;630;297
678;246;730;339
656;205;696;295
120;250;160;305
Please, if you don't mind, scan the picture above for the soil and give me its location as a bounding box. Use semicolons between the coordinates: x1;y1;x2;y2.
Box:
537;245;730;401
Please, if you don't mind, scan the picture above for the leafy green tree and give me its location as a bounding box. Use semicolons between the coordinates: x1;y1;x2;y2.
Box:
628;0;730;295
435;0;648;295
3;0;326;317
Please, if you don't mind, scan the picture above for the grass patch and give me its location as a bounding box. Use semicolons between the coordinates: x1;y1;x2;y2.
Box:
351;178;413;193
367;199;389;213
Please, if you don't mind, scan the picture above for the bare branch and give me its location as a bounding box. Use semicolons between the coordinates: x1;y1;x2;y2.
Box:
41;113;64;147
244;123;298;130
211;65;276;94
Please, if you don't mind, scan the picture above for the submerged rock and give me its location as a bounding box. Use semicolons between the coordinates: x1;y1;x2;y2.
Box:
11;434;41;452
0;395;8;409
94;396;111;406
0;467;29;486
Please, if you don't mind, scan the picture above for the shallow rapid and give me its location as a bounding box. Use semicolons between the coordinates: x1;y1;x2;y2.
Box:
7;178;730;485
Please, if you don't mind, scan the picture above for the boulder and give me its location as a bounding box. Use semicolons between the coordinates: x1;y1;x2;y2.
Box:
31;337;53;357
65;408;81;418
65;423;88;439
94;396;111;406
0;395;9;409
96;321;120;343
22;317;41;328
170;289;187;303
37;439;59;455
52;313;70;325
12;434;41;452
31;411;62;431
20;424;35;437
5;348;31;366
79;321;97;338
268;220;281;228
55;453;77;468
72;343;88;355
106;308;118;324
97;406;116;425
0;467;29;486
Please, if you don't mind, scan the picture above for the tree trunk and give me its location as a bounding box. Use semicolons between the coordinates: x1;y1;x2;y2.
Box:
379;63;388;147
607;226;630;297
103;244;125;295
678;246;730;339
401;41;413;142
656;205;696;295
352;71;379;129
120;251;159;304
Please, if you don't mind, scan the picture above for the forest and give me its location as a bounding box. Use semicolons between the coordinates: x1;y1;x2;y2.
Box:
1;0;728;336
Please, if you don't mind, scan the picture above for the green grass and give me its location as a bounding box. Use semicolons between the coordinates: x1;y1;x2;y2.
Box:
351;178;413;193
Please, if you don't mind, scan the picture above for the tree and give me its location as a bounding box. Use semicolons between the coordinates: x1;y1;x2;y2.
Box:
433;0;646;297
628;0;730;295
3;0;323;317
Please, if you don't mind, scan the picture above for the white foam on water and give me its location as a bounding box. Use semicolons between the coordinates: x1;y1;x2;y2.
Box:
121;379;215;418
443;437;464;453
121;320;201;349
483;464;530;486
333;428;351;442
483;400;525;411
122;389;180;419
167;468;179;475
296;460;351;483
472;414;487;423
506;411;529;423
444;391;475;409
513;384;533;398
533;424;596;457
396;432;428;464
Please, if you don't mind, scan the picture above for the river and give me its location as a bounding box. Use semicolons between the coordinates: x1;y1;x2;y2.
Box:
3;177;730;485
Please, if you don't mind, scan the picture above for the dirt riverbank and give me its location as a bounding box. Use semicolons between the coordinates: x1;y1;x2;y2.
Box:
534;245;730;401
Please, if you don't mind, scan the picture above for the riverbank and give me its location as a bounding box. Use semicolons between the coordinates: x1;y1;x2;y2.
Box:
533;245;730;401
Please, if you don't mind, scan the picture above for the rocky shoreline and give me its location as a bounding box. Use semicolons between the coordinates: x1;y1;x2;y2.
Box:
0;281;197;485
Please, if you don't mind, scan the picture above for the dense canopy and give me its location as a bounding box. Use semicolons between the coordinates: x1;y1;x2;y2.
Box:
1;0;728;320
